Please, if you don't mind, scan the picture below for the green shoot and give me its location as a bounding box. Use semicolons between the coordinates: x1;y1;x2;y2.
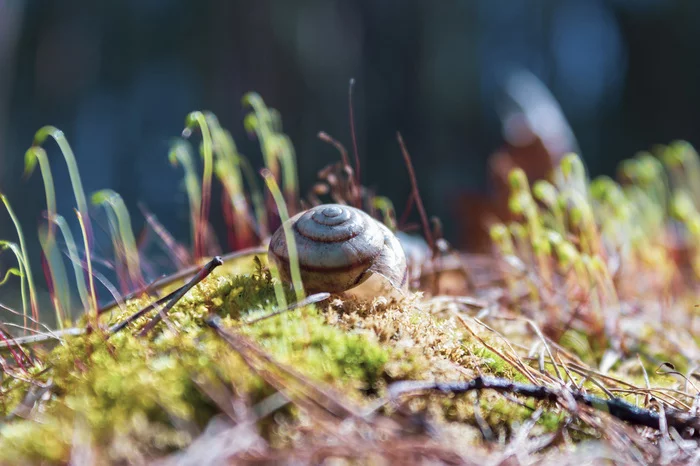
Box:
532;180;565;234
508;222;530;262
76;210;98;317
276;133;300;211
24;146;71;318
671;141;700;205
30;126;92;245
508;169;551;285
205;113;255;249
168;139;202;251
489;224;516;295
0;241;28;327
91;190;143;289
0;265;21;286
372;196;398;231
182;111;214;260
238;155;269;238
243;92;279;177
24;147;57;232
261;168;304;304
633;151;668;215
51;214;90;313
557;152;589;198
560;190;602;257
589;255;618;307
547;231;587;282
243;92;299;211
38;224;68;327
1;194;39;325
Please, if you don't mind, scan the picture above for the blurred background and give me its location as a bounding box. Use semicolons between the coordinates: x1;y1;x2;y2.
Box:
1;0;699;285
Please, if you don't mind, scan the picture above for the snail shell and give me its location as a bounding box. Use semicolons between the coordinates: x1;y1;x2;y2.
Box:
268;204;408;294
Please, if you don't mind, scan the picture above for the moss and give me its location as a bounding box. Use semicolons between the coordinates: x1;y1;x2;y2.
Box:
241;308;389;392
1;239;690;463
0;418;73;464
559;329;598;364
467;345;527;382
0;268;391;463
323;295;470;382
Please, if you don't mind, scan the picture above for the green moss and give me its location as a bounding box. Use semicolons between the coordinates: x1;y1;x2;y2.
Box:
467;345;527;382
0;418;73;464
241;308;389;392
0;268;392;463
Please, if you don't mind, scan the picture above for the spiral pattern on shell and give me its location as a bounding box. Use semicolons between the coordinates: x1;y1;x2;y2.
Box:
268;204;407;293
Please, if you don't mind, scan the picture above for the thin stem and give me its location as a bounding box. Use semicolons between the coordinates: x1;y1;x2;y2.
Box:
32;126;93;248
0;328;29;371
182;111;214;260
109;282;188;334
348;78;361;190
76;210;98;317
243;292;330;325
0;241;29;328
318;132;350;171
92;190;144;289
24;147;56;235
137;256;224;336
1;194;39;326
38;226;66;327
168;139;202;251
138;204;192;268
262;169;305;303
396;133;435;254
97;246;266;315
317;131;360;207
398;191;415;230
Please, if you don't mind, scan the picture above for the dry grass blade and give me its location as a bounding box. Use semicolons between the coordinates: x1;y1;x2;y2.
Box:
0;326;84;348
137;256;224;336
242;292;330;325
98;246;266;314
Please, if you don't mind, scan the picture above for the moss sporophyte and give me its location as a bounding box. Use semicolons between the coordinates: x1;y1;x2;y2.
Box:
2;95;700;464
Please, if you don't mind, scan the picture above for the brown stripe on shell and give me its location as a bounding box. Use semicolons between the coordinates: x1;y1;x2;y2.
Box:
292;218;363;243
270;244;382;273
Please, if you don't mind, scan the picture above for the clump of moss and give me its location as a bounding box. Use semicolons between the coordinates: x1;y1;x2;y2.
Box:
320;294;568;432
241;308;389;393
323;295;470;381
0;266;390;464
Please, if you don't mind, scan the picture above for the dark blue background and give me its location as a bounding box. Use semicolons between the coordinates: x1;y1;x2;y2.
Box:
0;0;697;299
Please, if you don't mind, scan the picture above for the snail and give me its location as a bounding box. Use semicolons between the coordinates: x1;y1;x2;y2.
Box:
268;204;408;294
